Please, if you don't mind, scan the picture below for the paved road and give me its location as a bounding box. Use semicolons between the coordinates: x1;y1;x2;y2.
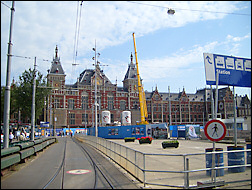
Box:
1;137;139;189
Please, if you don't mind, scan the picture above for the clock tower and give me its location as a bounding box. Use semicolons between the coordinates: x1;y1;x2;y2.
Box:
123;53;138;92
47;45;66;89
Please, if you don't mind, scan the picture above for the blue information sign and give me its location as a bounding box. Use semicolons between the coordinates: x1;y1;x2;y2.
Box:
40;121;49;127
204;53;251;87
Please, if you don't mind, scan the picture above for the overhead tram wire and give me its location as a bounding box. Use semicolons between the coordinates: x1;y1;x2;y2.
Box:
10;54;50;78
127;1;251;16
11;54;50;62
1;1;11;9
71;1;83;84
75;1;83;64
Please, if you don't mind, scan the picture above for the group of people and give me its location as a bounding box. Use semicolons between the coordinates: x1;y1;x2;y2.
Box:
1;129;27;145
59;130;73;137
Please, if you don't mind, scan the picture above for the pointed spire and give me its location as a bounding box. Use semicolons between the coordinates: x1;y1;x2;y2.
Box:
130;52;133;63
55;45;58;58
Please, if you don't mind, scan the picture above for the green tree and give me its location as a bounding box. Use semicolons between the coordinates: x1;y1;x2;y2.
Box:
12;68;49;124
1;83;18;125
1;87;5;124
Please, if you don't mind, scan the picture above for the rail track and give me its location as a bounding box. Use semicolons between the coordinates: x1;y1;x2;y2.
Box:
42;137;114;189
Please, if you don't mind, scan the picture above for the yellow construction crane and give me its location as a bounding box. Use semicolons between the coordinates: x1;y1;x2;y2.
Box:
132;33;149;125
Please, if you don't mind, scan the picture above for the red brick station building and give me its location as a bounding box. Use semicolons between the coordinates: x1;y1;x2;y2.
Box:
41;46;250;131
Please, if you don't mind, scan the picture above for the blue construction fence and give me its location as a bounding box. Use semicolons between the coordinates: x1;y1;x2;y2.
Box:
87;124;203;139
40;124;202;139
170;125;203;139
87;124;150;139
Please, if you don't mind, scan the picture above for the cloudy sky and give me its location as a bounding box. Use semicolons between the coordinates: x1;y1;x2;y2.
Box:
1;1;251;98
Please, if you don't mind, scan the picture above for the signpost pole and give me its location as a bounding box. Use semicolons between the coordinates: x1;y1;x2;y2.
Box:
214;71;219;120
204;119;226;184
210;85;214;120
233;86;237;147
212;71;219;183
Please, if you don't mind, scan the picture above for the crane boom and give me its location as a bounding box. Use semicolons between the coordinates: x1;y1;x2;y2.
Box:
132;33;149;125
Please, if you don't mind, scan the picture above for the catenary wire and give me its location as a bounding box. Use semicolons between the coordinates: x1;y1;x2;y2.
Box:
127;1;251;16
72;1;83;66
1;1;11;9
72;1;80;66
71;1;83;84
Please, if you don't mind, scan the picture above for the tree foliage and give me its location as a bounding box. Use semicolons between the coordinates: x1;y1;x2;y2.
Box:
1;68;50;125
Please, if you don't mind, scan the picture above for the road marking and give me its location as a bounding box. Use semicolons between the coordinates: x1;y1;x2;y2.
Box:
66;169;91;175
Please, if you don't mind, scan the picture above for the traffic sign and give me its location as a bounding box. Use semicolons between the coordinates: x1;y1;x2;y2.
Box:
204;119;227;142
203;53;251;87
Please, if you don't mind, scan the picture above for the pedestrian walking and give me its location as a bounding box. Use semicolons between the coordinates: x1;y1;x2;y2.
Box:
1;132;4;144
20;131;26;141
9;131;14;144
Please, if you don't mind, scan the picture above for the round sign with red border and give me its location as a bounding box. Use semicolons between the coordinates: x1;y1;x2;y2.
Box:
204;119;226;142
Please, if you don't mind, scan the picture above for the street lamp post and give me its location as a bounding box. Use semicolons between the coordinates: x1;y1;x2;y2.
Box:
92;41;100;137
3;1;15;148
30;57;37;141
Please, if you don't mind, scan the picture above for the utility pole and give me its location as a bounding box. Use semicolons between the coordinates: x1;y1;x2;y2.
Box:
3;1;15;149
30;57;37;141
93;41;98;137
168;86;171;139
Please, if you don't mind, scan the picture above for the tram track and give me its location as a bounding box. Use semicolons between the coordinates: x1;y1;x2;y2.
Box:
1;136;139;189
42;137;114;189
42;137;67;189
72;137;114;189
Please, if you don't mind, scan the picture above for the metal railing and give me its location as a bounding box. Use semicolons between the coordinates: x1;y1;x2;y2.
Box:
75;135;251;189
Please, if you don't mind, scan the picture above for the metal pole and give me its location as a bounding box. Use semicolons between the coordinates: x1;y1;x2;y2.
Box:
168;86;171;138
54;95;56;137
186;158;189;188
183;155;187;188
49;94;52;136
44;97;46;122
143;154;146;187
233;86;237;146
211;85;214;120
31;57;36;141
212;71;219;182
214;71;219;120
94;40;98;137
3;1;15;149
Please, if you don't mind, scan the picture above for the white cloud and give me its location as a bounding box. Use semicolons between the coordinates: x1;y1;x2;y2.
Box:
224;33;251;55
226;33;251;42
139;41;219;82
1;1;249;87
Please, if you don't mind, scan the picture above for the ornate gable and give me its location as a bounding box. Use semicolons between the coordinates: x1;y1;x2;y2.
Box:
179;88;189;103
81;66;113;87
151;86;162;101
223;87;233;102
179;91;189;103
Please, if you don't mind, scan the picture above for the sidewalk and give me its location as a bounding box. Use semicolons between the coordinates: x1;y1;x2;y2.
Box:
109;139;251;189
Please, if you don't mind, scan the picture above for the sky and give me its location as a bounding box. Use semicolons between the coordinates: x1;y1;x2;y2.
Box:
1;1;251;99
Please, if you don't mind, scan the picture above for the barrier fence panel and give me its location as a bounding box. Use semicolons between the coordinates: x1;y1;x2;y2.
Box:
76;135;251;189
